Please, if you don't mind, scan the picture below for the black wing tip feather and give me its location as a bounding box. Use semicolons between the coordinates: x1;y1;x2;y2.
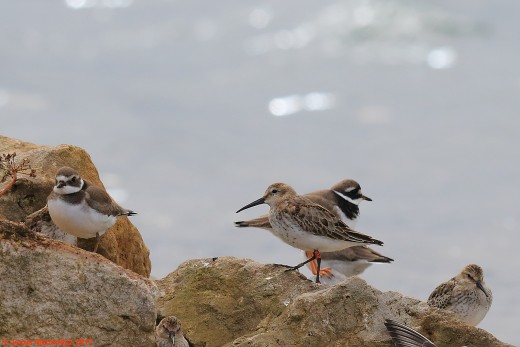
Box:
384;319;435;347
342;223;384;246
372;238;384;246
371;256;394;263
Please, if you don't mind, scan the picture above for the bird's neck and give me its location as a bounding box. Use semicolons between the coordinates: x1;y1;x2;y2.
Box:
332;190;360;221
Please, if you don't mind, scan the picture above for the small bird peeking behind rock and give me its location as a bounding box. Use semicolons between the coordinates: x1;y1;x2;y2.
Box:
47;166;136;252
427;264;492;326
156;316;189;347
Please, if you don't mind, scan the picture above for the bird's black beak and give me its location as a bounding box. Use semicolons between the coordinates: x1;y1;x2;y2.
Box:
476;280;488;297
236;197;265;213
168;332;175;344
56;181;65;188
361;194;372;201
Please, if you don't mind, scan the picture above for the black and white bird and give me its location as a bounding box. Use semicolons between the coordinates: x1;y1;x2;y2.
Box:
47;166;136;252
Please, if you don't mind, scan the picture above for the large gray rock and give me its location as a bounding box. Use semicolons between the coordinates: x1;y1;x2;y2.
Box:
0;220;158;346
156;257;513;347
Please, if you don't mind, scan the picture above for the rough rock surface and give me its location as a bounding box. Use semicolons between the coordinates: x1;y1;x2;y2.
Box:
0;135;151;277
157;257;513;347
0;220;158;346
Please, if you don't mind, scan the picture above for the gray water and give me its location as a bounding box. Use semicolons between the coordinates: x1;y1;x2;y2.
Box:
1;0;519;344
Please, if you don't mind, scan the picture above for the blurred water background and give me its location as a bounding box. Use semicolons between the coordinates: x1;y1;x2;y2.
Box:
1;0;519;344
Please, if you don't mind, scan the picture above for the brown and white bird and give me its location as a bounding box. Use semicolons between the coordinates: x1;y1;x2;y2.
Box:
47;166;136;252
156;316;189;347
384;319;436;347
427;264;492;326
236;182;384;283
235;179;392;281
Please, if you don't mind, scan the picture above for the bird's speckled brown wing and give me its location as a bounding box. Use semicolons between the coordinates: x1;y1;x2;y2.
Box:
427;278;456;309
282;196;383;246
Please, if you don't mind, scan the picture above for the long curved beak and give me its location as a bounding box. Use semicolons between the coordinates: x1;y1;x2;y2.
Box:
236;197;265;213
169;332;175;344
361;194;372;201
476;280;488;297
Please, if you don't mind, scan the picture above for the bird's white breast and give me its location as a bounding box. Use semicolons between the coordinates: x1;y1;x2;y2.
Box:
269;213;358;252
48;198;116;239
450;287;492;326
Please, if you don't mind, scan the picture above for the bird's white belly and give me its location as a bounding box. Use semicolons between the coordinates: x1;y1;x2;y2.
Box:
269;216;356;252
464;305;489;326
48;199;116;239
450;289;492;326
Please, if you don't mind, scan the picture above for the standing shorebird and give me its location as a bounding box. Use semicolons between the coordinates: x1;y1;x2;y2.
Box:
156;316;189;347
384;319;436;347
235;179;393;281
427;264;492;326
236;182;384;283
47;166;136;252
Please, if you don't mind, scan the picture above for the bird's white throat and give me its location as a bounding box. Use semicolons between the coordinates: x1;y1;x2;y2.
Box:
53;179;84;195
332;190;361;205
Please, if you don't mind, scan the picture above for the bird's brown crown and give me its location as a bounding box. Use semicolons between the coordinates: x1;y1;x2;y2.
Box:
262;183;298;206
460;264;485;282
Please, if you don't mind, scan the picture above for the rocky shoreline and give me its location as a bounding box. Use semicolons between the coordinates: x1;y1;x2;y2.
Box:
0;135;513;346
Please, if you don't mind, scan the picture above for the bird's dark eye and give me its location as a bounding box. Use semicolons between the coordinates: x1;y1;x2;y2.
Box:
70;177;76;183
271;189;278;194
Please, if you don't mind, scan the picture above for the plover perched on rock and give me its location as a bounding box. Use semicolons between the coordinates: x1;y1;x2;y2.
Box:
47;166;136;252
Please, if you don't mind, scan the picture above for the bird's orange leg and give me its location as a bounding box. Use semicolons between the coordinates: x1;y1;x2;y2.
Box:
305;250;333;279
314;249;322;283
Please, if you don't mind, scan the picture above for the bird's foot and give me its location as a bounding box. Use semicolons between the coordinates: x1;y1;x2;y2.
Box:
318;267;334;279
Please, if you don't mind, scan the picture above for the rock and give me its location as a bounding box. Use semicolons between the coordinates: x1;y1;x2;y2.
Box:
156;257;513;347
0;220;158;346
157;257;316;347
0;135;151;277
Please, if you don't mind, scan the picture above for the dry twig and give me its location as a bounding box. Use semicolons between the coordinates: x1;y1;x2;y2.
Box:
0;153;37;197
